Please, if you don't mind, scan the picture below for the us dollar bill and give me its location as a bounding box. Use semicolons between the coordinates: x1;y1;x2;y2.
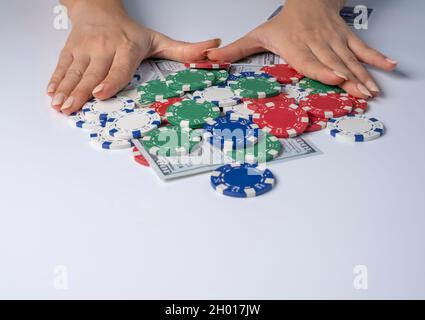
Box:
133;136;322;181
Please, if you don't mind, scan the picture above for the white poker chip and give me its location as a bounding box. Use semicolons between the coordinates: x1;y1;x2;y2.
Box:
89;126;133;150
222;103;255;120
107;108;161;139
282;84;313;103
82;96;136;121
192;85;242;108
327;114;384;142
68;111;104;130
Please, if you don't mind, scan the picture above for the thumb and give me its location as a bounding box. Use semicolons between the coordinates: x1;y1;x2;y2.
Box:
151;33;221;62
206;34;264;63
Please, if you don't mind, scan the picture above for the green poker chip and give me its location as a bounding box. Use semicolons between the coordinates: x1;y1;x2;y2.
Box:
165;99;221;128
137;79;184;103
299;78;345;94
211;69;229;85
141;126;201;157
226;131;282;164
228;77;281;98
166;69;216;92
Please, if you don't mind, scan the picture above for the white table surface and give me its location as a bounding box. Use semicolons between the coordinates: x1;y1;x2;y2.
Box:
1;0;424;299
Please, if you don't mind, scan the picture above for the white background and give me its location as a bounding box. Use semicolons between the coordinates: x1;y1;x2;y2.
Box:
0;0;424;299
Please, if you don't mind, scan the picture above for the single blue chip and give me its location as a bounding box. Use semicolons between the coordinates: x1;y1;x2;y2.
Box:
210;163;275;198
226;71;272;83
203;115;260;150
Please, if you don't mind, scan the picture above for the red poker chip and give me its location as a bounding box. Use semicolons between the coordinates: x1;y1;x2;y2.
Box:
243;93;296;112
260;64;304;84
149;97;183;123
305;117;328;133
252;100;309;138
299;93;353;118
132;147;149;167
184;60;231;69
342;94;368;115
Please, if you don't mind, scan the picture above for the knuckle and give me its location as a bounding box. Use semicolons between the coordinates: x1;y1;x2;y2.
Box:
83;69;104;81
66;68;84;79
110;64;132;78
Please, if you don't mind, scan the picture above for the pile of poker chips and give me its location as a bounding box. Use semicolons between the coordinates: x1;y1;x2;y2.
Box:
67;60;385;198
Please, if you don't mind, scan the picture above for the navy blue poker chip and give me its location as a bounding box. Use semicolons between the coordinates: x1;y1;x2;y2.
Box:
203;115;260;150
210;163;276;198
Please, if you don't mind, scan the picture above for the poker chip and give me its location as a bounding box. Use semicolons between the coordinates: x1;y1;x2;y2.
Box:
226;131;282;164
327;114;384;142
299;93;353;118
243;93;297;112
90;126;133;150
299;78;345;94
226;71;272;83
341;94;368;115
166;99;220;128
82;96;136;121
149;97;183;123
211;69;229;85
282;84;314;103
141;126;202;157
305;117;328;133
193;85;242;108
210;163;275;198
132;147;149;167
185;60;231;69
228;76;281;98
107;108;161;139
252;101;309;138
260;64;304;84
222;103;255;121
68;112;104;130
137;79;184;103
166;69;216;92
203;113;260;150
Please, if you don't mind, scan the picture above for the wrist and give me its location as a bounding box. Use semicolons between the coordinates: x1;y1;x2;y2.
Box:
285;0;346;12
61;0;127;21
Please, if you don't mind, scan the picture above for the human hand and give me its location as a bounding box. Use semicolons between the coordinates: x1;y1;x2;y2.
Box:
207;0;397;99
48;0;220;114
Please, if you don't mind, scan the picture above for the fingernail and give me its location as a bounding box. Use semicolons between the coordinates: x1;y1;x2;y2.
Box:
386;58;398;65
333;70;348;81
92;83;104;94
51;92;65;106
61;96;75;110
365;80;380;93
215;38;222;47
357;83;373;97
47;83;56;94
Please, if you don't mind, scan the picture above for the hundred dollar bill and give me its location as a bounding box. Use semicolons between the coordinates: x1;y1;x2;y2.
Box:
133;136;322;181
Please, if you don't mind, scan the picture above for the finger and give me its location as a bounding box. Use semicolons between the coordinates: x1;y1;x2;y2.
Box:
332;43;378;96
52;56;90;110
309;43;372;99
348;34;397;71
283;43;346;86
151;33;222;62
59;56;113;115
47;50;73;98
206;34;263;63
93;47;140;100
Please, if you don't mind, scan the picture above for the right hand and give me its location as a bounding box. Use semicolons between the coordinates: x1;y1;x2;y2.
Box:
48;0;220;115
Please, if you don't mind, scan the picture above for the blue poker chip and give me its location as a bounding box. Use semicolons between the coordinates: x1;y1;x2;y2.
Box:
226;71;272;83
210;163;276;198
203;114;260;150
192;84;242;108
